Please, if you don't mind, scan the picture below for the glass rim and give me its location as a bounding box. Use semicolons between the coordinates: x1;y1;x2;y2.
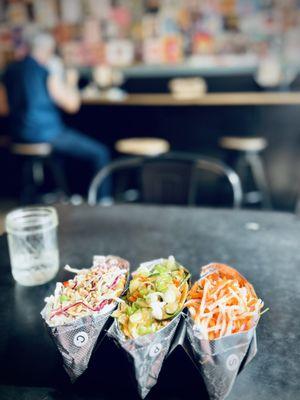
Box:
5;206;58;235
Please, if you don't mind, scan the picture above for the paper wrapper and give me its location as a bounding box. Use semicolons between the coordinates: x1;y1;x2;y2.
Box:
107;257;189;398
186;316;257;400
41;255;129;382
43;307;114;382
185;263;259;400
108;313;181;398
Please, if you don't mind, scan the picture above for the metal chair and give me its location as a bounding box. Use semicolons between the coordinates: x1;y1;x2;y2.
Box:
88;152;242;208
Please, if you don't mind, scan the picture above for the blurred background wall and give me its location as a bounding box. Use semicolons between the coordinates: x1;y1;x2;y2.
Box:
0;0;299;71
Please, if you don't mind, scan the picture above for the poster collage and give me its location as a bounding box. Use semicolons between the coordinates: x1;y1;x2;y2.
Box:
0;0;299;69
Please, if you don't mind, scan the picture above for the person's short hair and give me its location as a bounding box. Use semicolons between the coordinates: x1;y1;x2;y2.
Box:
23;28;56;55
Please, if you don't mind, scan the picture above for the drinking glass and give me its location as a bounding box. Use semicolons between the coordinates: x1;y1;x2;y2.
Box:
5;207;59;286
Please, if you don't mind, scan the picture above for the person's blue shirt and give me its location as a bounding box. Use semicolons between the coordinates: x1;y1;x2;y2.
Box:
2;56;64;143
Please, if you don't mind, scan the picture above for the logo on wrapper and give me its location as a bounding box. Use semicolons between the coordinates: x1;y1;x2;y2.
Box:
226;353;239;371
148;343;162;358
73;331;89;347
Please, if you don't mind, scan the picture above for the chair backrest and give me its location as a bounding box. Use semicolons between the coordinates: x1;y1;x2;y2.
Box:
141;158;194;205
87;152;242;208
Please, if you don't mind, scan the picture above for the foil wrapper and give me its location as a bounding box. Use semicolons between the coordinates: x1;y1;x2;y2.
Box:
186;315;257;400
42;307;114;382
108;257;189;398
108;313;181;399
41;255;129;382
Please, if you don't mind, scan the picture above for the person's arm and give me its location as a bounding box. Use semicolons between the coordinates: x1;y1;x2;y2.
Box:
0;84;9;116
47;69;81;114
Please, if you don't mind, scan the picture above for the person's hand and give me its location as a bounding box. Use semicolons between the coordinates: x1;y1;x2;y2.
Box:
66;69;79;88
47;56;64;80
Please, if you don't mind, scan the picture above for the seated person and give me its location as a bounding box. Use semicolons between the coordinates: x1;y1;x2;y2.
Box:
0;31;110;199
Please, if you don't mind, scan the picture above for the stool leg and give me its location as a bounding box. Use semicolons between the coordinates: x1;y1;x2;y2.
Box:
47;157;69;196
245;152;272;209
235;153;248;184
32;160;45;186
21;159;37;204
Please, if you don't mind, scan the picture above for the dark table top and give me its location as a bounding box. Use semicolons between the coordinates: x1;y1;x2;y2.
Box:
0;204;299;400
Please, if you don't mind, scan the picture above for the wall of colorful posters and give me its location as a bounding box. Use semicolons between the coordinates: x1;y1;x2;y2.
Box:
0;0;299;68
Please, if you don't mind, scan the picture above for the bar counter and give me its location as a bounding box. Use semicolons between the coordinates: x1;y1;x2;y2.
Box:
82;91;300;106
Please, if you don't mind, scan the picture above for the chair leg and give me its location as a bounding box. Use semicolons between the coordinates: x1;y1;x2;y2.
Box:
246;152;272;209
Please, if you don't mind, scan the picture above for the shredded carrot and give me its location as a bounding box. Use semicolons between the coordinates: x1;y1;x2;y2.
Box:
186;263;265;340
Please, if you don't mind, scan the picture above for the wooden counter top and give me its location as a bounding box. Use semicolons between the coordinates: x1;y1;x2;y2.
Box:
1;93;300;117
82;92;300;106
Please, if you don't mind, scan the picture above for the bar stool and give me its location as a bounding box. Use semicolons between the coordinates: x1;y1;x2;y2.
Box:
11;143;68;204
115;137;170;156
219;136;271;208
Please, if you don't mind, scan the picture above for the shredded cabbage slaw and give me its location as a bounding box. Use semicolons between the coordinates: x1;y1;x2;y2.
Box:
186;263;265;340
44;256;129;327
